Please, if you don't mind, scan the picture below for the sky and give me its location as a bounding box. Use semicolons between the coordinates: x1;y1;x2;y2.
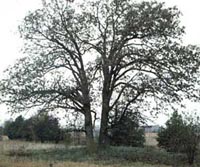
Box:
0;0;200;125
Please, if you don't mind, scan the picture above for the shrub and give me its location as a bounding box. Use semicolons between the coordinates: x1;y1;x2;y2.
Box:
157;111;200;165
109;111;145;147
3;114;63;143
4;116;25;140
157;111;186;152
33;114;61;143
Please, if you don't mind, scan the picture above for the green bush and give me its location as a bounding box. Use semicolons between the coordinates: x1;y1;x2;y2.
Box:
157;111;200;165
157;111;186;152
110;111;145;147
4;116;25;140
3;114;63;143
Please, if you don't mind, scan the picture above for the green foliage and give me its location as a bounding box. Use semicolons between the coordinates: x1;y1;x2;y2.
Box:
4;116;25;139
33;114;61;143
4;114;62;143
182;115;200;165
1;0;200;146
157;111;185;152
16;145;187;166
97;146;187;165
157;111;200;165
110;111;145;147
0;126;4;136
22;118;37;141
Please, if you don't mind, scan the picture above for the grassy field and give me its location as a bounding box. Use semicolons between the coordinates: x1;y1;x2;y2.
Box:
0;140;193;167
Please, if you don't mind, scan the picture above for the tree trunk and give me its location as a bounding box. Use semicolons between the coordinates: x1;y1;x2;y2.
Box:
80;69;95;148
187;149;195;166
99;108;109;146
99;61;112;146
85;109;94;147
99;89;110;146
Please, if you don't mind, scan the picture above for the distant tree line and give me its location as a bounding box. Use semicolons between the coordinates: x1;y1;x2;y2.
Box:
3;114;64;143
1;111;145;147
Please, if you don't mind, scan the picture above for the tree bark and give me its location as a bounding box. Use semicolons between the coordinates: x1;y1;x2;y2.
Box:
84;108;94;147
99;80;111;146
80;66;95;147
99;102;109;146
98;55;113;146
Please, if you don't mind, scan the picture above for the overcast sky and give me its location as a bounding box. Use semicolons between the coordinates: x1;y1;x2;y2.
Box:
0;0;200;125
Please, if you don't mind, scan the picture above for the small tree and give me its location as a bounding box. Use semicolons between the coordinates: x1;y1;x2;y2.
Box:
157;111;185;152
157;111;200;165
21;118;37;141
33;114;61;143
110;110;145;147
4;116;25;139
182;115;200;165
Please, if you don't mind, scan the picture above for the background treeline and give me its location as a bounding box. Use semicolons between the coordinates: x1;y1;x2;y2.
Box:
1;111;200;165
3;114;63;143
0;112;145;147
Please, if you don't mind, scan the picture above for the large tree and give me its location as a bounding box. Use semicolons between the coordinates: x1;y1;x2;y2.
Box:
0;0;200;146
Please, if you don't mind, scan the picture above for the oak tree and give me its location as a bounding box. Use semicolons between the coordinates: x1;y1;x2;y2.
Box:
1;0;200;146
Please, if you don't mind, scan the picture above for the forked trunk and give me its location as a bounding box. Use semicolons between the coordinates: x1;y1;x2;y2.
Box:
99;64;112;146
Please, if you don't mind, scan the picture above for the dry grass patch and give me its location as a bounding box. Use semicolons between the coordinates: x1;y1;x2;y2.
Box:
145;133;158;146
0;140;173;167
0;140;65;152
0;158;171;167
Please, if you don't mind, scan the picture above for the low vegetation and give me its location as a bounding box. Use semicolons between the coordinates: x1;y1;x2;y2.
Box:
157;111;200;165
1;112;200;166
1;112;200;167
4;114;63;143
0;140;199;167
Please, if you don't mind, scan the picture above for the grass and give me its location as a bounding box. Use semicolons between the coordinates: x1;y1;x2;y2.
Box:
0;159;170;167
0;140;194;167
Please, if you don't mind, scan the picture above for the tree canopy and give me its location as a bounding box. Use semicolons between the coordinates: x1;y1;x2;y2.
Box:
0;0;200;146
